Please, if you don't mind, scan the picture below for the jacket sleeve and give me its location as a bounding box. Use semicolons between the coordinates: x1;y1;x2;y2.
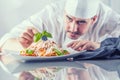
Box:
98;12;120;42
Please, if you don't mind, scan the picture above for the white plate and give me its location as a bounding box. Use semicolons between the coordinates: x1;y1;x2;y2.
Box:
2;50;85;62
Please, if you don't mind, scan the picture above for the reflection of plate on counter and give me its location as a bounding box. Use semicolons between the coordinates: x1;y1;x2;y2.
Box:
2;49;85;62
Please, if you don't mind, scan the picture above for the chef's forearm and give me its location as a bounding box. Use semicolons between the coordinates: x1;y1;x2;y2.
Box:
1;38;24;51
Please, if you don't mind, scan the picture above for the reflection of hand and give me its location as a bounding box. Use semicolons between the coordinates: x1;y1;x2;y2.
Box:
67;68;92;80
67;40;100;51
18;27;39;48
19;71;35;80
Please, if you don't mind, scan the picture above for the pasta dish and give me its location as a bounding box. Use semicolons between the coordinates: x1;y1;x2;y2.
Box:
20;40;69;57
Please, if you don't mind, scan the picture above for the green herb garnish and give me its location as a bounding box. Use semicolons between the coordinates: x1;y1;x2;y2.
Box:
43;30;52;38
33;32;42;42
26;49;34;55
34;77;39;80
62;50;69;54
54;48;64;56
33;30;52;42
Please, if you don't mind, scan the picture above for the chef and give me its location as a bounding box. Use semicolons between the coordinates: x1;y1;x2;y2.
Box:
0;0;120;52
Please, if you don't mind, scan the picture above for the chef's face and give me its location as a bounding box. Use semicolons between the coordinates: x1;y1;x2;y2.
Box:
64;14;96;40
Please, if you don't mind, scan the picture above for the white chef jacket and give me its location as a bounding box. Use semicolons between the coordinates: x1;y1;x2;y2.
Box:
0;0;120;48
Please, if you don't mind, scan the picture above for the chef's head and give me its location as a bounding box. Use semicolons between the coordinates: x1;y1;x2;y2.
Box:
64;0;100;40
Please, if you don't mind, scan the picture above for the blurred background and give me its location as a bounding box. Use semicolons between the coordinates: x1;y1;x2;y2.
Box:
0;0;120;38
0;0;120;80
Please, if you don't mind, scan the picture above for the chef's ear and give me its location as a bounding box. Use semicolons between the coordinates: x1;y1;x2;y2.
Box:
91;15;98;24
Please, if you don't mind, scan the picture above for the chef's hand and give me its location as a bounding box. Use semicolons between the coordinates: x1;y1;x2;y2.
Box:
18;27;39;48
67;40;100;51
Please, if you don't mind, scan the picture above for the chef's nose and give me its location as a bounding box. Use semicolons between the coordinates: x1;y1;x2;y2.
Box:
69;22;78;32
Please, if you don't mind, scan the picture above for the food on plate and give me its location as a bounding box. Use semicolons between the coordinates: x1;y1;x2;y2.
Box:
20;31;69;57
